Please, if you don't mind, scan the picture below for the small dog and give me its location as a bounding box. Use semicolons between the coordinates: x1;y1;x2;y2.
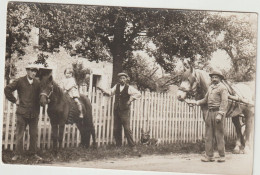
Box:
141;129;161;146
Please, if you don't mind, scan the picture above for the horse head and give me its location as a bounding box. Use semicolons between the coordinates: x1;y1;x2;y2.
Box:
177;68;198;101
39;75;54;106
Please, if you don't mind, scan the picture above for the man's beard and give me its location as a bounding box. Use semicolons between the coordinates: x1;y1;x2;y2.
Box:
212;80;219;85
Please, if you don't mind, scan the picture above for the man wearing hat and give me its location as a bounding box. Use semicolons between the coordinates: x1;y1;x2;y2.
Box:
186;69;229;162
4;63;42;161
98;72;141;151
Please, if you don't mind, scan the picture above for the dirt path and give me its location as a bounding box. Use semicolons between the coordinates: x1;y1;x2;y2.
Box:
42;152;253;175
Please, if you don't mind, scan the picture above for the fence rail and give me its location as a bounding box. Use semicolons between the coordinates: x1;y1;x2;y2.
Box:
2;88;236;150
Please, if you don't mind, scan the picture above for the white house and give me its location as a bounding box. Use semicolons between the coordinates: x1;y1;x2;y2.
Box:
14;27;113;92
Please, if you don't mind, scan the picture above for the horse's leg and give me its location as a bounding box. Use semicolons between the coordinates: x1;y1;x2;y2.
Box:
91;122;97;149
58;124;65;149
244;109;254;154
232;116;244;154
81;95;96;148
51;124;59;154
85;126;91;148
76;120;86;147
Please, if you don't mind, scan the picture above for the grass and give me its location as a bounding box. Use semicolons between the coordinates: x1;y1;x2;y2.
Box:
2;141;236;165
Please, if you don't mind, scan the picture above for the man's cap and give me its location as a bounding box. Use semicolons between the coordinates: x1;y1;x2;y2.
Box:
25;63;39;70
117;72;129;78
209;69;224;79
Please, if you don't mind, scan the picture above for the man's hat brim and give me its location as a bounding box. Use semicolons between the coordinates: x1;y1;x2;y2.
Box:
117;73;128;78
26;65;39;70
209;73;224;79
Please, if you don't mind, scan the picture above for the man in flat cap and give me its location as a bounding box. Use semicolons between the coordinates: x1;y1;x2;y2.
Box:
4;63;42;161
98;72;141;151
186;69;229;163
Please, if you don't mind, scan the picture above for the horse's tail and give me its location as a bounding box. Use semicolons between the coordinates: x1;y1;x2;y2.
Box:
80;94;97;147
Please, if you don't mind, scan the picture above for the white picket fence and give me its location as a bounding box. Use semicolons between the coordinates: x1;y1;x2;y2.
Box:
2;88;237;150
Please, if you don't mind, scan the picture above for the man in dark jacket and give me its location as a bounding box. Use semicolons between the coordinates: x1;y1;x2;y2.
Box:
4;63;42;161
186;69;229;163
98;73;141;151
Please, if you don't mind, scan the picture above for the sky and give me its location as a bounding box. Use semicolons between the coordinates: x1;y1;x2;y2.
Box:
209;49;232;70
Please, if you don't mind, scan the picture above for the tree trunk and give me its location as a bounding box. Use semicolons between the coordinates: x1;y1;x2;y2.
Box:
111;52;124;87
110;18;126;87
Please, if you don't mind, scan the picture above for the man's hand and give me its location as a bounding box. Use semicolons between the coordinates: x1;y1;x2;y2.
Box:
216;114;222;123
127;97;135;106
96;86;103;92
127;100;131;106
15;99;19;106
185;99;197;105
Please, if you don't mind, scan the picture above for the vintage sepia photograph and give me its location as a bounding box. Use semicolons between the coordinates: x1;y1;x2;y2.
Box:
1;0;259;175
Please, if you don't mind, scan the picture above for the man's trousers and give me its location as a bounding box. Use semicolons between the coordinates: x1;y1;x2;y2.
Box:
15;114;39;155
205;109;225;157
113;109;135;147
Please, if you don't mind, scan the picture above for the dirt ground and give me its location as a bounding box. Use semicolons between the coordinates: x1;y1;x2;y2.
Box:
41;152;254;175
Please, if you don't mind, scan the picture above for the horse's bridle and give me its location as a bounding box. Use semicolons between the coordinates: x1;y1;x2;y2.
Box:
178;80;198;99
40;84;54;102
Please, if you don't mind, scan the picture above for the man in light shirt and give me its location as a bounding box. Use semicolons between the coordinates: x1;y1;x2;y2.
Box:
98;72;141;151
186;69;228;163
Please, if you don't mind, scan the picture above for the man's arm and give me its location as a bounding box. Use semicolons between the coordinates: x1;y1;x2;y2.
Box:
97;85;116;96
185;92;208;106
4;79;19;104
127;86;141;104
218;86;229;116
196;92;209;105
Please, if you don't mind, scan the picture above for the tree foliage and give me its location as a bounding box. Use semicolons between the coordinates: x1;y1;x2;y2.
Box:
5;2;35;83
72;62;91;87
213;14;257;81
29;4;152;86
146;10;218;72
123;54;159;91
6;2;257;88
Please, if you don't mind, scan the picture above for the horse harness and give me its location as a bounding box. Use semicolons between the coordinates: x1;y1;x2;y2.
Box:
40;84;54;103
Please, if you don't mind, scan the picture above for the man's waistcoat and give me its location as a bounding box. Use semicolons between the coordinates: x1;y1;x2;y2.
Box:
114;84;130;111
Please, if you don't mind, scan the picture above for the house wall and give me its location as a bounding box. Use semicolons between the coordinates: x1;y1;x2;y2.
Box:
13;27;113;89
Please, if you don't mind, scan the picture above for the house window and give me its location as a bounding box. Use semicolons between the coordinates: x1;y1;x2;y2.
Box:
92;74;101;89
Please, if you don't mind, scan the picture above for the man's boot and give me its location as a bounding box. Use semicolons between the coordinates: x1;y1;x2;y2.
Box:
217;156;225;162
201;155;215;162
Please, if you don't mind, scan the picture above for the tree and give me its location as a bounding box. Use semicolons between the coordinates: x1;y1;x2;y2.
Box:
72;62;91;87
213;14;257;81
30;5;226;86
7;2;256;88
29;4;153;86
145;10;219;72
123;54;159;91
147;11;256;82
5;2;35;84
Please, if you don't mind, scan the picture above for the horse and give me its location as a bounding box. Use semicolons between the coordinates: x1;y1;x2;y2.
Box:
39;75;96;152
176;64;255;154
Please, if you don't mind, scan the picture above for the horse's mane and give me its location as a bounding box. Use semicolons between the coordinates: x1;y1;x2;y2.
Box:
52;81;65;96
195;69;211;88
181;70;192;81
